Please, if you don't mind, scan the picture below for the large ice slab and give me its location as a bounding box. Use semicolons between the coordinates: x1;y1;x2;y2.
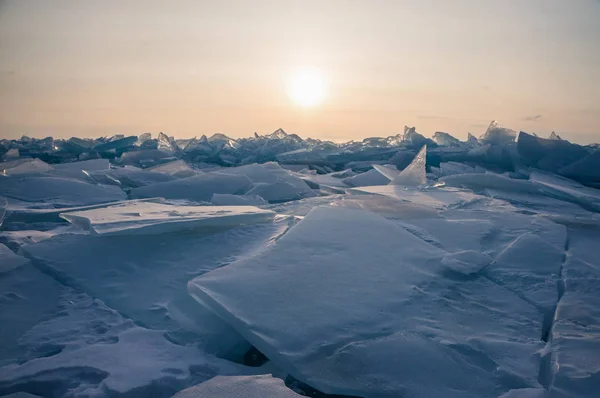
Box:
172;375;303;398
59;200;275;236
189;207;546;397
130;172;252;202
23;220;289;358
0;177;127;206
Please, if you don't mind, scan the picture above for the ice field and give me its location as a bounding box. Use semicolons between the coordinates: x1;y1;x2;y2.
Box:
1;123;599;397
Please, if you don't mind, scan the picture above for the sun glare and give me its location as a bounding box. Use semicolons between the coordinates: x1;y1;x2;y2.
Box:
288;69;326;108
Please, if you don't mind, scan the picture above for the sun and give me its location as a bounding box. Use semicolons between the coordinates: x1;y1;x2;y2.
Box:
288;69;326;108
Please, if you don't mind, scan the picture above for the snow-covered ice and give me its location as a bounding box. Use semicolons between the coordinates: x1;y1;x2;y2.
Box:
1;129;599;397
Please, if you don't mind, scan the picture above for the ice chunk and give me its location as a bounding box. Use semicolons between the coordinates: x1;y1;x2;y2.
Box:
117;149;175;166
433;131;462;146
131;172;252;202
549;131;561;140
45;159;110;183
374;144;427;186
189;207;544;397
173;375;303;398
3;148;20;160
558;149;600;186
439;161;477;176
148;159;197;178
88;165;176;188
219;163;315;202
60;201;275;235
479;121;516;145
0;177;127;206
440;173;600;213
0;243;29;273
0;158;53;176
211;194;267;206
517;131;589;172
341;168;390;187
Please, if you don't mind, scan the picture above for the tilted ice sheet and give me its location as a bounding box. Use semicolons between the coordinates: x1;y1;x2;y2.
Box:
189;206;548;397
172;375;303;398
0;177;127;207
374;144;427;186
59;200;275;235
88;166;176;188
130;172;252;202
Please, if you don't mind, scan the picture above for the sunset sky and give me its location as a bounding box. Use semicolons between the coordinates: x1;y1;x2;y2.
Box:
1;0;599;143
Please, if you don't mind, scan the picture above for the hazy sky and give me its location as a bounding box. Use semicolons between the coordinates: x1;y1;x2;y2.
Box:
1;0;599;143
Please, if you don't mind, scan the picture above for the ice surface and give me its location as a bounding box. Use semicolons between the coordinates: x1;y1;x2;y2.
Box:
172;375;303;398
131;172;252;202
485;233;564;313
545;224;600;397
189;206;547;397
60;200;275;236
351;185;483;210
0;177;127;207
